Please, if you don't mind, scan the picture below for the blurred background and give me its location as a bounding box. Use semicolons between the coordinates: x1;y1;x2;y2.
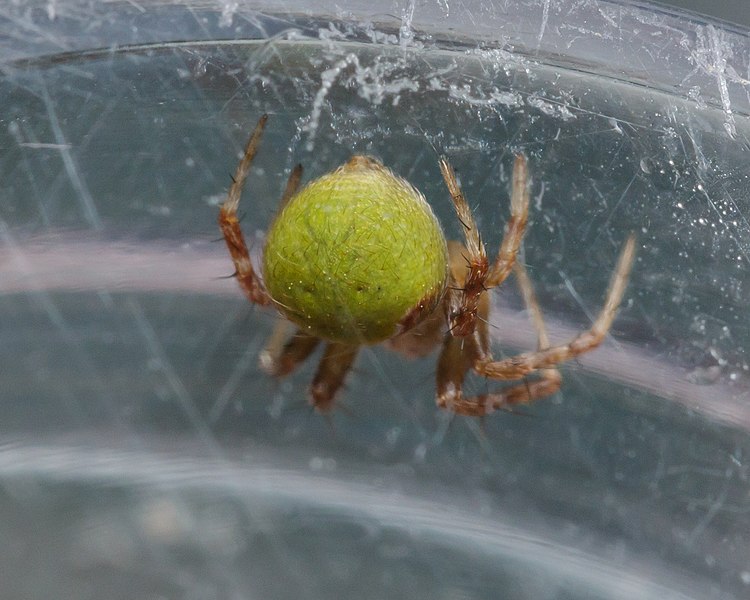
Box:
1;1;749;599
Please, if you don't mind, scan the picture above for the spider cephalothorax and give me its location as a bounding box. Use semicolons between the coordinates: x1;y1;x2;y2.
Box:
219;115;635;415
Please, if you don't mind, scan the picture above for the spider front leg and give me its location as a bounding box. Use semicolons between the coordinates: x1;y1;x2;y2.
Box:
435;243;562;416
439;154;529;337
219;114;290;306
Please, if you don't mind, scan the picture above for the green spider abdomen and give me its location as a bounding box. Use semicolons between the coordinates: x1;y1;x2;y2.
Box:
262;156;448;344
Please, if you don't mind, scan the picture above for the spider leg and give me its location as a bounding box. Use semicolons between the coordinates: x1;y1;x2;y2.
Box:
277;163;303;213
476;235;636;382
436;236;634;415
218;114;274;305
439;158;484;264
259;320;321;377
438;154;529;337
436;328;475;412
439;158;488;337
435;312;560;416
487;154;530;287
309;343;360;413
435;275;504;417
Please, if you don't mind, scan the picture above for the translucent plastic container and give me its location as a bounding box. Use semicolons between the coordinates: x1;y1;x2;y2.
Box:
1;1;749;598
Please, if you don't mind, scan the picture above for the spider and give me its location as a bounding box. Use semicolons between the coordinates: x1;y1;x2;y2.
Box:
219;115;636;416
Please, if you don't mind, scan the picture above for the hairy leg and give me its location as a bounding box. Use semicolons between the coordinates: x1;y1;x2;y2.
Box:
218;114;272;305
435;300;561;416
438;154;529;337
309;343;360;413
488;155;530;287
439;157;488;337
475;235;636;380
259;320;320;377
435;331;482;414
435;236;634;415
220;116;303;307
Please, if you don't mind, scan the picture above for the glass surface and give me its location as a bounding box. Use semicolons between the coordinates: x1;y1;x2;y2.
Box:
1;1;749;599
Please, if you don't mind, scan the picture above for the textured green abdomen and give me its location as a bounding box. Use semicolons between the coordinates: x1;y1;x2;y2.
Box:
263;156;448;344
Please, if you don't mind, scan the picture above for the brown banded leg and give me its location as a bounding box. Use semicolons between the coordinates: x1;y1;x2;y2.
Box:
309;343;360;413
475;235;636;383
435;263;500;416
439;157;489;337
436;241;497;415
435;298;560;416
487;154;530;286
435;332;560;416
438;154;530;337
435;236;634;416
435;329;482;414
259;320;320;377
219;116;305;308
438;370;562;416
218;114;272;305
